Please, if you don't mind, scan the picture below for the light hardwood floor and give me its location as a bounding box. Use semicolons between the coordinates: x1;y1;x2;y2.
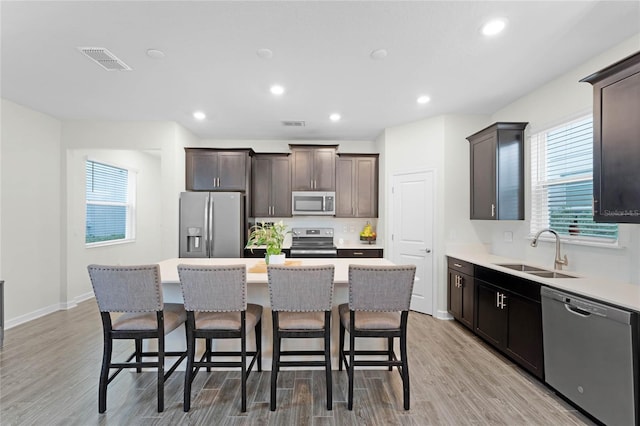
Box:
0;299;594;425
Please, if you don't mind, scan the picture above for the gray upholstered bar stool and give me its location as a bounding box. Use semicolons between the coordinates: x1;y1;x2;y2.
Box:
338;264;416;410
267;265;335;411
177;264;262;412
87;264;187;413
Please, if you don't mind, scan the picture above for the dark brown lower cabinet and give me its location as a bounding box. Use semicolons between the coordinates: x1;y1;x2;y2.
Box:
447;258;475;330
474;267;543;379
337;248;383;258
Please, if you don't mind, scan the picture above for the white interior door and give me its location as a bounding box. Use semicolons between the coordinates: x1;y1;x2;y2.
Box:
391;171;434;315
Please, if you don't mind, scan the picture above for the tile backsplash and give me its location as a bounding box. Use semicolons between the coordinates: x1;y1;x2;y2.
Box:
251;217;379;246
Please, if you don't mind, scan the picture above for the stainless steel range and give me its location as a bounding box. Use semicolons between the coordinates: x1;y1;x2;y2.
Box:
289;227;337;258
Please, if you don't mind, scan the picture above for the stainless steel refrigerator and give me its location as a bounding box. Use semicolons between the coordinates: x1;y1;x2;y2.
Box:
179;192;245;258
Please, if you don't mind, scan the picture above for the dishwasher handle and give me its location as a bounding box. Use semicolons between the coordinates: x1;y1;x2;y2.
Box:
541;286;633;325
565;303;591;317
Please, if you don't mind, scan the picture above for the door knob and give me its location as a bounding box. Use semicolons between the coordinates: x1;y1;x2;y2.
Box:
425;248;431;253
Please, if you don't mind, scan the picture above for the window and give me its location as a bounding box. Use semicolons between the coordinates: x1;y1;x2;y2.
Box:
85;160;136;245
530;115;618;244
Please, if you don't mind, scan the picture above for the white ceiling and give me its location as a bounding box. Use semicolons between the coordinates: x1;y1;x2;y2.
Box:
2;1;639;141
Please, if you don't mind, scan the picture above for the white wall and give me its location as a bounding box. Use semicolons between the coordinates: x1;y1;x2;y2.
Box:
62;122;190;246
1;99;63;325
65;149;163;303
382;114;492;316
0;117;196;326
478;34;640;284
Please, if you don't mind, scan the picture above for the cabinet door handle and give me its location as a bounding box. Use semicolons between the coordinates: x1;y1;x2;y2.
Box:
454;263;463;268
500;294;507;309
491;203;496;218
353;252;363;256
458;276;464;288
496;292;501;308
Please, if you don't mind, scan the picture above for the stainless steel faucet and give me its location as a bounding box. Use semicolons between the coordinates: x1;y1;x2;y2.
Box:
531;228;568;270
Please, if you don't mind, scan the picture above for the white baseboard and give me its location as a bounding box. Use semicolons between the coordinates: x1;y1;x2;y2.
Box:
435;310;454;320
5;293;96;330
6;303;62;329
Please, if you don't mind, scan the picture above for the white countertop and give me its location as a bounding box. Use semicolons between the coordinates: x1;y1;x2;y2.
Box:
336;243;384;250
158;257;394;285
446;247;640;312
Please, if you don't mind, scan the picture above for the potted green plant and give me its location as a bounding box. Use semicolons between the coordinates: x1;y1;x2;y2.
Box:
246;221;288;264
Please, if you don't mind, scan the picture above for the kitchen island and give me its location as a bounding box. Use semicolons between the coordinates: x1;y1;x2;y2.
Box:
157;257;395;369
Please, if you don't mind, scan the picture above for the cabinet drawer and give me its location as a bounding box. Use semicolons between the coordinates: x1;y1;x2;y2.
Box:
447;257;474;276
337;249;383;258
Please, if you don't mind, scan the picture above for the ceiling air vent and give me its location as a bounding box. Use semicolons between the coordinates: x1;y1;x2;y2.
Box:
78;47;132;71
281;121;306;127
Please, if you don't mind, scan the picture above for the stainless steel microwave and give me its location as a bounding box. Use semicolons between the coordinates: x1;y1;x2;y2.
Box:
291;191;336;216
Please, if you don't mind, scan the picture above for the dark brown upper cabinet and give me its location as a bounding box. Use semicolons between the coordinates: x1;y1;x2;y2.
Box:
251;154;291;218
581;51;640;223
467;122;528;220
290;145;337;191
335;154;379;218
185;148;253;192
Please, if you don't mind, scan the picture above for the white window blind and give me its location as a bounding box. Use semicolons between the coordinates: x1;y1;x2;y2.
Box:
85;160;135;245
530;116;618;243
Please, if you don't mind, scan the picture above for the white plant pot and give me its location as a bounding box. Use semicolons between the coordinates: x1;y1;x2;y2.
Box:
268;253;286;265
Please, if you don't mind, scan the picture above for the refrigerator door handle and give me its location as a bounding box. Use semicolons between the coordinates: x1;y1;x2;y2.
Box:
203;194;210;257
208;198;215;257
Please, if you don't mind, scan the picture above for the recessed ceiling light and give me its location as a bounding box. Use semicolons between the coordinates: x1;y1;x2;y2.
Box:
370;49;388;60
481;18;506;36
193;111;206;120
146;49;165;59
329;113;341;122
417;95;431;104
270;84;285;95
256;48;273;59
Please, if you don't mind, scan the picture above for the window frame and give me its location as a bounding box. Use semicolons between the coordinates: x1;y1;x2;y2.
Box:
85;158;137;248
529;114;619;248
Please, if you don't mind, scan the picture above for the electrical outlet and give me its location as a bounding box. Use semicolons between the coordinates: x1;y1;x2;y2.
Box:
342;225;348;233
349;225;355;233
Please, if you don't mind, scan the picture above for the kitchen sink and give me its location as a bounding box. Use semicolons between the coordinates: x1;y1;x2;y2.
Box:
527;271;577;279
496;263;547;272
495;263;577;278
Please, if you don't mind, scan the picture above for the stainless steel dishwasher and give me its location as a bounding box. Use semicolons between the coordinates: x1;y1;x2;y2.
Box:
541;287;637;426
